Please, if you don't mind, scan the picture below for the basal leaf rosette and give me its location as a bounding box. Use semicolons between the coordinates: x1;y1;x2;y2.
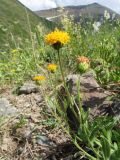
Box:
76;56;90;73
45;29;70;50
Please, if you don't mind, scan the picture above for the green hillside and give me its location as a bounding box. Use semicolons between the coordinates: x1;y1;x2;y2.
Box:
0;0;54;49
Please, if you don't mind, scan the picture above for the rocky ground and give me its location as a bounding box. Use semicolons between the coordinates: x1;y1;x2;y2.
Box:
0;72;119;160
0;85;70;160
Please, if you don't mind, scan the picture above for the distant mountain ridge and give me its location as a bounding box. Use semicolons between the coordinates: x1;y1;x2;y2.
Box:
35;3;119;22
0;0;54;49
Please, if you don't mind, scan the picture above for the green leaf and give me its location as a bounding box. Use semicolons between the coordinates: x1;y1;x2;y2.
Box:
102;129;112;143
113;142;118;150
110;150;120;160
101;137;111;160
95;138;102;147
89;127;99;144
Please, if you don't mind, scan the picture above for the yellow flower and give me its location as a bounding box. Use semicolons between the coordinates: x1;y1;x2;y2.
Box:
45;29;70;48
33;75;46;81
47;64;57;72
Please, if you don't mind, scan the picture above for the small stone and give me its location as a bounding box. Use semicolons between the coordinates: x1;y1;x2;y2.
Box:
36;135;56;147
0;98;18;117
18;81;39;95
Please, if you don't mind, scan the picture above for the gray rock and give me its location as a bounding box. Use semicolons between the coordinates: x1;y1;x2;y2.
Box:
0;98;18;116
110;100;120;117
36;135;56;147
18;81;39;95
59;72;111;109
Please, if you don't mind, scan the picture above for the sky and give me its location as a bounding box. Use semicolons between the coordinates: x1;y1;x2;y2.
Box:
18;0;120;13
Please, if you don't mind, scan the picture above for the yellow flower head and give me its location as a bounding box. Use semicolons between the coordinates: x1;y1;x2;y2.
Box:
47;64;57;72
76;56;90;64
45;29;70;47
33;75;46;81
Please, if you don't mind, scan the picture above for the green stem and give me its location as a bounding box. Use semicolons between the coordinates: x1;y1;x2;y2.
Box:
57;49;66;86
57;49;73;104
57;49;80;123
74;140;97;160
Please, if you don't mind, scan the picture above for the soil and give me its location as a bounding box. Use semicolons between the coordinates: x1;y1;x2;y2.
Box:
45;142;80;160
0;86;72;160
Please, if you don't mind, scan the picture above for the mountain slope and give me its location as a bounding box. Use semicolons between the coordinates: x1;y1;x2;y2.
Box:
35;3;119;22
0;0;54;49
